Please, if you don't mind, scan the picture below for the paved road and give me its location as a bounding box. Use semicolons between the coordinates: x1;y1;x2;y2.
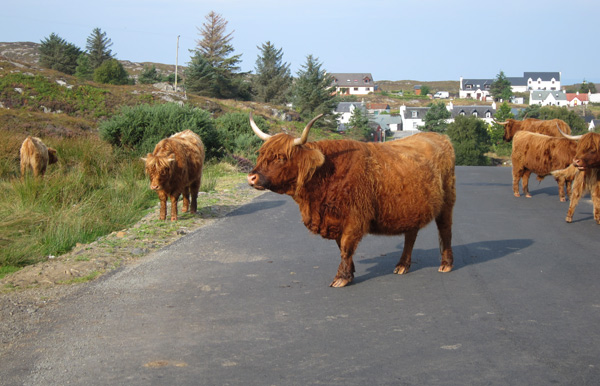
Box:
2;166;600;385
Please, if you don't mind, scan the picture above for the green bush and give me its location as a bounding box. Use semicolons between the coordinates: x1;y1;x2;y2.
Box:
447;115;491;166
214;112;268;161
99;103;223;159
93;59;131;85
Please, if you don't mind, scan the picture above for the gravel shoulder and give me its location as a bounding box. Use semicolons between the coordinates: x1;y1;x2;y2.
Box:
0;174;264;354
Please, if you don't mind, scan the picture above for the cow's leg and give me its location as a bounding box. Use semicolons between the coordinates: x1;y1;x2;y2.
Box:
330;234;360;288
566;173;585;223
592;182;600;224
394;229;418;275
566;177;573;201
170;194;179;221
556;176;567;202
512;168;524;197
158;191;168;220
435;211;454;273
182;186;190;213
189;181;200;214
522;170;532;198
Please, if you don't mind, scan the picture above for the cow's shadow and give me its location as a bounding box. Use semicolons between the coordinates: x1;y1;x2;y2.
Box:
355;238;533;284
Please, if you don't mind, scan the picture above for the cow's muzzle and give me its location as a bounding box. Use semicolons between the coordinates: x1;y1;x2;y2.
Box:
247;173;265;190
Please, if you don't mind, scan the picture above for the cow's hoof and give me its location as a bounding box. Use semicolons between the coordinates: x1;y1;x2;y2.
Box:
566;217;572;223
514;193;520;198
525;194;532;198
438;264;453;273
393;265;410;275
329;277;352;288
560;198;566;202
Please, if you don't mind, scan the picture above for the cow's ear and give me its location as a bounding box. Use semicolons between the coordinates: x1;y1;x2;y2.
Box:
167;154;176;163
296;148;325;193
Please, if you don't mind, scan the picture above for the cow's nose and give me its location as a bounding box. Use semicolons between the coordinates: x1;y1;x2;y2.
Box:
150;184;159;191
247;173;258;186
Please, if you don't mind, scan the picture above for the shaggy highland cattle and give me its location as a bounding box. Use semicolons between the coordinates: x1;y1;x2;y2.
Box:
142;130;205;221
19;136;58;178
554;130;600;224
511;131;578;201
247;113;456;288
496;118;571;141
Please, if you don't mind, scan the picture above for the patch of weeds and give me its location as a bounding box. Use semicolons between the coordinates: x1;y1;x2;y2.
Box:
58;271;101;285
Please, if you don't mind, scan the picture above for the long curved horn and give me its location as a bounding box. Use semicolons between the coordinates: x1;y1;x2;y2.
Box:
492;119;508;125
293;114;324;146
249;112;272;141
557;123;582;140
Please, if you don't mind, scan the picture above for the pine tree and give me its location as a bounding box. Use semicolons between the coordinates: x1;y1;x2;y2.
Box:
252;41;292;104
291;55;336;120
187;11;245;99
490;70;513;102
38;33;82;75
86;28;114;69
423;101;451;133
490;102;514;156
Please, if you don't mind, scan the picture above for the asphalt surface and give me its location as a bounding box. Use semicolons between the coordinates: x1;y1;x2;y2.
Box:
2;166;600;385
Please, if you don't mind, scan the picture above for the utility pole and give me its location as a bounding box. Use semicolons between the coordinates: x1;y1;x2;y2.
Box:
175;35;180;90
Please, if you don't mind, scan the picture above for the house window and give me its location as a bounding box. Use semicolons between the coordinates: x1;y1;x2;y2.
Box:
466;84;472;89
473;111;478;117
486;112;491;118
354;88;359;91
412;111;418;118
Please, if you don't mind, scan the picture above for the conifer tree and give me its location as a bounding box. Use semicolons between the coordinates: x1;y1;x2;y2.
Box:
252;41;292;104
86;28;114;69
291;55;336;120
187;11;246;99
38;33;82;75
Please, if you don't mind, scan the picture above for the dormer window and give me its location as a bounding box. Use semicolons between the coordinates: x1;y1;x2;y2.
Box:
411;111;418;118
473;111;478;117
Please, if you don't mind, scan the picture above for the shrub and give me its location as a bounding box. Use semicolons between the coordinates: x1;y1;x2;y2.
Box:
93;59;131;85
99;103;223;159
447;115;491;166
214;112;268;161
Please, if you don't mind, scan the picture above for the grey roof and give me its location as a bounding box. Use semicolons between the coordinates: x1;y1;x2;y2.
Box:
507;77;527;86
461;79;493;89
402;107;430;119
334;102;367;114
450;105;496;118
331;73;375;87
524;72;561;82
530;90;567;101
372;114;402;128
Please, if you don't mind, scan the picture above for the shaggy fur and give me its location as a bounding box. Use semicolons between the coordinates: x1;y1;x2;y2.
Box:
19;136;58;177
552;132;600;223
142;130;205;221
500;118;571;141
248;131;456;287
511;131;577;201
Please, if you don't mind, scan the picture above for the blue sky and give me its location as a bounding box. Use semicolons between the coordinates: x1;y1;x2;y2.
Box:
2;0;599;84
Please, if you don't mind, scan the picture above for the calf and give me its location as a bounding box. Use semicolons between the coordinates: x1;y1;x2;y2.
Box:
19;136;58;178
511;131;577;201
142;130;205;221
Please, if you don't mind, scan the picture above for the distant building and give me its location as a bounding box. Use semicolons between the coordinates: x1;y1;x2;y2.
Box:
530;90;568;106
330;73;375;95
566;92;589;107
333;101;367;131
460;72;561;100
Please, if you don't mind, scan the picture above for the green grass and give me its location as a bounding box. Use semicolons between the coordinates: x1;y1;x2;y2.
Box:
0;134;158;268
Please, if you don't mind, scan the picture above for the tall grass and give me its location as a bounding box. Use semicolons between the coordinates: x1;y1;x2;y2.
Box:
0;134;157;268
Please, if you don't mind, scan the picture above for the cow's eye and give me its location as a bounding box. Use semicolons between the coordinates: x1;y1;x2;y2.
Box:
277;155;287;163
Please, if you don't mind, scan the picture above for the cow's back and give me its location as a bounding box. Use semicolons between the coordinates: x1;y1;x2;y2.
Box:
512;131;576;174
527;118;571;136
151;131;205;192
20;136;49;176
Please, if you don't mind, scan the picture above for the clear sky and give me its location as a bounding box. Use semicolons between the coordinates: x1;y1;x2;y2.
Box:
2;0;599;85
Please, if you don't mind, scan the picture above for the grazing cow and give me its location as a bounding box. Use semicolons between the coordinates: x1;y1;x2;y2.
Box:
495;118;571;141
142;130;205;221
511;131;578;201
19;136;58;177
554;130;600;223
247;113;456;288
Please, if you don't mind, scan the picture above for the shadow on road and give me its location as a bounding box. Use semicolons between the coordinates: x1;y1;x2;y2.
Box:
356;238;534;283
224;199;287;217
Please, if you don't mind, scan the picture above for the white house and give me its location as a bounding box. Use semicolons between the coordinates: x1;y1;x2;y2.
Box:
330;73;375;95
530;90;568;106
399;105;429;131
333;101;367;131
460;72;561;100
566;92;589;107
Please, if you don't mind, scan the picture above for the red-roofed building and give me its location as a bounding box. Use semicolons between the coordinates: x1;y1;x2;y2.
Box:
566;91;590;107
